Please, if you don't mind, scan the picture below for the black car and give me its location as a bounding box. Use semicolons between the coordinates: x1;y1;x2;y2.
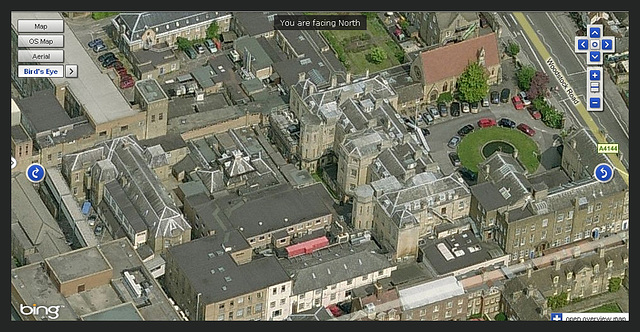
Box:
458;167;477;182
98;52;116;62
450;101;461;117
449;152;461;167
498;118;516;128
500;88;511;103
421;128;430;136
457;124;474;137
184;48;197;59
438;102;448;117
101;57;119;68
490;90;500;104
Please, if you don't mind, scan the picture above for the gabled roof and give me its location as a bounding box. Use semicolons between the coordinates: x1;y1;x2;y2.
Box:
418;32;499;84
434;12;479;30
115;12;229;43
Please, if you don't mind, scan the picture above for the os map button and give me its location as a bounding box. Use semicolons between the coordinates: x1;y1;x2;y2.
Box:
26;163;46;183
593;163;614;183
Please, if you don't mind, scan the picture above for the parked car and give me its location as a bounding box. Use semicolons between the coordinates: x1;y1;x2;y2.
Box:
184;48;197;59
457;124;474;137
517;123;536;136
449;152;461;167
482;97;490;107
428;105;440;119
102;58;120;68
93;43;107;53
500;88;511;103
88;38;103;48
116;67;128;76
194;43;205;54
470;101;479;113
462;102;470;113
120;77;135;89
498;118;516;128
98;52;115;62
478;118;497;128
491;90;500;104
88;214;98;227
438;102;448;117
447;135;461;148
422;112;434;125
458;166;477;182
519;91;532;106
204;39;217;53
528;107;542;120
113;61;125;70
512;95;525;110
94;224;104;236
421;128;430;136
450;101;461;117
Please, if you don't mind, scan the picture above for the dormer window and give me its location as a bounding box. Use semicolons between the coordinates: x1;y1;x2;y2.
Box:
567;272;573;280
553;276;559;284
594;264;600;274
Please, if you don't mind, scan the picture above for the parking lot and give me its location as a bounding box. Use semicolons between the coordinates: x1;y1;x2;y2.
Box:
416;96;563;178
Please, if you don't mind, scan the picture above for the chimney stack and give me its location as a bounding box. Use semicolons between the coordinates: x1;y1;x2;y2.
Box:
374;281;383;299
346;72;352;84
331;74;337;88
555;257;562;271
298;72;306;83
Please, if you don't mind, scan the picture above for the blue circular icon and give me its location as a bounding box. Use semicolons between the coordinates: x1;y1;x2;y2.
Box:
26;163;46;183
593;163;614;183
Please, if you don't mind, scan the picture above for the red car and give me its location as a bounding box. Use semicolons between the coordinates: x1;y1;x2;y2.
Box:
528;107;542;120
512;95;525;110
116;67;128;76
517;123;536;136
120;77;134;89
477;118;497;128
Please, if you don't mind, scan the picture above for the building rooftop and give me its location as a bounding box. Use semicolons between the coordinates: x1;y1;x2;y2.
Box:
12;12;137;125
234;36;274;72
11;172;71;262
420;230;505;276
136;79;169;103
418;31;499;84
166;234;290;304
45;246;112;283
398;275;465;311
279;241;395;294
132;45;178;67
232;11;277;37
139;132;187;153
217;182;333;238
14;89;83;134
114;11;230;43
81;302;144;321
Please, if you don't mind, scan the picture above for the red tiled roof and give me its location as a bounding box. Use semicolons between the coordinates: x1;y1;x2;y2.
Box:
419;32;500;84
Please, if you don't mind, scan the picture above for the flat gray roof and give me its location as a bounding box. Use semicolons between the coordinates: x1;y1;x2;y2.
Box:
136;79;168;103
11;12;137;125
45;246;112;283
15;89;82;134
167;234;290;303
81;302;143;321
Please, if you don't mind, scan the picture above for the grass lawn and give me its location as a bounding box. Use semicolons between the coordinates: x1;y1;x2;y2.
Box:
584;303;622;313
319;14;403;75
457;126;540;174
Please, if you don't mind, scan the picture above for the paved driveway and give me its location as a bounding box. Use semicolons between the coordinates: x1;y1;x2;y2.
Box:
420;98;561;177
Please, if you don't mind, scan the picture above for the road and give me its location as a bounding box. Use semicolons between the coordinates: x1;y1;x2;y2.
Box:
496;12;629;183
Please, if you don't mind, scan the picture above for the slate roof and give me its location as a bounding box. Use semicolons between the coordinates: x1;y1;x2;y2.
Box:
418;32;499;84
115;11;230;43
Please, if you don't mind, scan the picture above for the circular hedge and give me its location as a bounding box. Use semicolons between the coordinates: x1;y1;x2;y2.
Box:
457;126;540;174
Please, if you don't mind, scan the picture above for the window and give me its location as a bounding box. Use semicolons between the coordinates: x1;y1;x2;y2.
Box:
542;219;548;227
256;292;262;299
362;275;368;281
347;279;353;285
280;298;286;305
595;203;602;211
586;216;593;225
588;205;594;214
271;309;282;318
530;234;535;243
47;154;52;161
594;215;600;223
255;303;262;312
447;301;452;309
99;131;107;136
555;226;562;235
330;293;336;300
217;313;225;320
121;125;129;131
270;301;276;308
433;305;439;312
594;264;600;274
568;210;574;220
458;299;464;306
567;272;573;280
159;113;164;120
553;276;559;284
531;224;536;232
350;169;357;177
445;310;451;318
237;309;243;317
541;230;547;240
151;115;156;122
557;213;564;222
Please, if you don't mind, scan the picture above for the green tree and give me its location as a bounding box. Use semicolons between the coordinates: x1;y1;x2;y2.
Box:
206;21;219;40
457;62;489;103
494;312;507;321
367;47;387;64
609;277;622;292
547;292;570;310
437;91;453;103
176;37;191;51
516;65;536;91
507;41;520;57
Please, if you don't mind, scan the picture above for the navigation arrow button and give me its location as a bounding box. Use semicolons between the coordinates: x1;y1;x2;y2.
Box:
65;64;78;78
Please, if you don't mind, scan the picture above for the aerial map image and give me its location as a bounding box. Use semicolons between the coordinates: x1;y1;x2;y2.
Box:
10;11;629;322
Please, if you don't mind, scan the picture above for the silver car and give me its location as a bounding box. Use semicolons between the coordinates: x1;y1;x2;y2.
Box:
447;135;461;149
428;106;440;119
